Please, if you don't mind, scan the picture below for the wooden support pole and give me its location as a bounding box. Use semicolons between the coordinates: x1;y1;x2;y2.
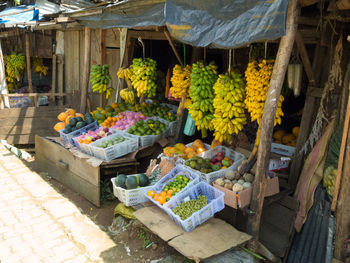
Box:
57;54;64;106
164;30;183;67
51;54;57;105
99;29;106;107
80;27;91;113
25;32;34;106
295;31;315;84
247;0;299;240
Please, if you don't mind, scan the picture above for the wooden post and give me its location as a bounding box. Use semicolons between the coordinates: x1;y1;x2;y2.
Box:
99;29;106;107
0;40;9;109
164;30;183;67
51;54;57;105
57;54;64;106
247;0;299;240
25;32;34;106
80;27;91;113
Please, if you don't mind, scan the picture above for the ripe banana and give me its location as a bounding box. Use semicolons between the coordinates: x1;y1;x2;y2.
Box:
117;67;133;80
170;64;191;99
120;88;135;104
130;58;157;98
33;57;48;77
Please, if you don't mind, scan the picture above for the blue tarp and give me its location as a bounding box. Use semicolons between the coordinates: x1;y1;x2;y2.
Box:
76;0;289;48
0;5;40;24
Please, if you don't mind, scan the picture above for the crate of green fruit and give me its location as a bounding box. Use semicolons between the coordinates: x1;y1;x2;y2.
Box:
164;182;225;232
111;173;158;206
89;132;138;162
184;146;245;183
145;164;199;210
59;114;98;146
126;117;170;147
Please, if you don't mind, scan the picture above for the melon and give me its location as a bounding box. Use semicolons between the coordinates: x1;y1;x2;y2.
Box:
137;173;149;187
116;174;127;188
125;176;139;189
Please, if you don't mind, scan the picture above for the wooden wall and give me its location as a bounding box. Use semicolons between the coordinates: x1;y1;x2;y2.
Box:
63;28;120;109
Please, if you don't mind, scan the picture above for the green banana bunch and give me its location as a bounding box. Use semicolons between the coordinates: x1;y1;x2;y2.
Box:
4;52;26;91
188;61;218;135
130;58;157;98
90;64;114;99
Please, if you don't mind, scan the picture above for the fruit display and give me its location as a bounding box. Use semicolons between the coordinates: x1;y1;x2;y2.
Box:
90;64;114;99
128;119;168;136
130;102;176;122
130;58;157;98
173;195;208;220
120;88;135;104
117;67;133;80
323;166;336;196
116;173;150;190
148;174;192;205
33;57;48;76
212;71;246;142
163;140;207;160
101;116;118;128
91;103;128;125
214;169;254;192
245;59;284;126
95;136;126;149
76;127;112;144
272;126;299;147
110;111;148;131
170;64;192;99
4;52;26;91
62;113;95;134
188;61;218;135
185;152;233;174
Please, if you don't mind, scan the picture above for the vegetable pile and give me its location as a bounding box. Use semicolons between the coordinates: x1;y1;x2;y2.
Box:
173;195;208;220
128;119;168;136
110;111;148;131
214;169;254;192
96;136;126;149
185;152;233;173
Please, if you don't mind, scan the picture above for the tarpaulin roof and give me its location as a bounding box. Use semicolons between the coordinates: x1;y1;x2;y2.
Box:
0;5;40;24
71;0;289;49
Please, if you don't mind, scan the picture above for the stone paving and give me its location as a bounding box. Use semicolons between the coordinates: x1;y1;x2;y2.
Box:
0;144;119;263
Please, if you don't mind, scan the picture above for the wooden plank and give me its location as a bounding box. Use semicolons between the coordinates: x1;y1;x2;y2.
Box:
36;151;100;207
105;28;120;48
80;27;91;113
0;118;61;130
247;0;299;241
51;54;57;104
99;29;106;107
25;32;34;106
35;136;100;186
295;31;315;83
128;30;167;41
0;106;65;118
106;48;120;104
1;93;71;97
164;30;183;67
57;54;64;106
298;0;318;7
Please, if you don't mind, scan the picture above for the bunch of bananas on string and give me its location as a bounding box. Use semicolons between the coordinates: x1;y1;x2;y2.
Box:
33;57;48;77
90;64;114;99
120;88;135;104
130;58;157;98
212;72;247;142
245;59;284;126
117;67;133;80
170;64;192;99
4;52;26;83
188;61;218;134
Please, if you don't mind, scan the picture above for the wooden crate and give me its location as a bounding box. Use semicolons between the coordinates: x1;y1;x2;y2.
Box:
35;135;139;207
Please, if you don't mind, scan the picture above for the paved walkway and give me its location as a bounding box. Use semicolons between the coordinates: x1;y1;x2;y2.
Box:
0;145;119;263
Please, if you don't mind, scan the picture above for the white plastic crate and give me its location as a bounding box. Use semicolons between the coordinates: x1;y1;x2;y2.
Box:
126;117;170;147
271;143;295;157
145;164;200;210
185;146;245;183
111;175;153;206
73;138;93;155
89;132;138;162
59;121;98;146
164;182;225;232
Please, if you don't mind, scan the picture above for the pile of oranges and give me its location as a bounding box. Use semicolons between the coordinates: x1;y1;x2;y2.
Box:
101;116;119;128
148;190;173;205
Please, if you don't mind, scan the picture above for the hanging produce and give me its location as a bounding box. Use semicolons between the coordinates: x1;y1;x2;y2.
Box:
117;67;133;81
119;88;135;104
245;59;284;126
33;57;48;77
130;58;157;98
4;52;26;91
90;64;114;99
212;72;246;142
170;64;192;99
188;61;218;136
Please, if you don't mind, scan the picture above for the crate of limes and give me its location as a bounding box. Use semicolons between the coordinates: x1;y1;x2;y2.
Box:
145;164;199;210
126;117;170;147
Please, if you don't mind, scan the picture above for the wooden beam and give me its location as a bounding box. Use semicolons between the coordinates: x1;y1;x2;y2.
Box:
99;29;106;107
57;54;64;106
25;32;34;106
164;30;183;67
295;31;315;84
51;54;57;104
80;27;91;113
128;30;167;41
298;0;318;7
247;0;299;241
1;93;71;97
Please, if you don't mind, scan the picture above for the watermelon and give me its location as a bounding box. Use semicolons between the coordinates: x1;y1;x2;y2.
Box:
116;174;127;188
125;176;139;189
137;173;149;187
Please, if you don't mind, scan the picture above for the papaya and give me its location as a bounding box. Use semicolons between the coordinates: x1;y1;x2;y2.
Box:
54;122;66;132
57;112;68;122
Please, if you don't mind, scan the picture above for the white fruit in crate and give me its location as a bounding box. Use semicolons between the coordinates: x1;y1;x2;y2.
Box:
242;182;252;189
224;179;231;184
215;178;225;187
243;173;254;183
224;170;235;180
232;183;244;192
237;179;245;185
224;181;233;190
231;179;238;185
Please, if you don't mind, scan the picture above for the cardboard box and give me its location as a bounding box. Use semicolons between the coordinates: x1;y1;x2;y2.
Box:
271;143;295;157
213;176;279;209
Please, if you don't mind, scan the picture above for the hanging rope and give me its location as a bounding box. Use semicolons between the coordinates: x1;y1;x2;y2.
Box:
138;37;145;60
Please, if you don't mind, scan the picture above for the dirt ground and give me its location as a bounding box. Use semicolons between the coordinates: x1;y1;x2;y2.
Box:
23;156;192;263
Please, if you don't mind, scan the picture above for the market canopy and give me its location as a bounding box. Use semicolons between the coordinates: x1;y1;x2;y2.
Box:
70;0;289;48
0;5;40;25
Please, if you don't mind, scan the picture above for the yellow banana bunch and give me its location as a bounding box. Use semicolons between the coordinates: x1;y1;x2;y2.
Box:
188;61;218;134
120;88;135;104
90;64;114;99
130;58;157;98
245;59;284;126
33;57;48;77
170;64;191;99
323;166;337;196
4;52;26;91
117;67;133;80
212;72;247;143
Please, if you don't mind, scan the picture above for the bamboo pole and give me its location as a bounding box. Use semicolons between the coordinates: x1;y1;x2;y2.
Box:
51;54;56;105
25;32;34;106
164;30;183;67
80;27;91;113
247;0;300;240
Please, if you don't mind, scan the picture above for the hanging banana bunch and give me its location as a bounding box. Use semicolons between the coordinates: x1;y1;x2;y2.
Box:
170;64;192;99
130;58;157;98
245;59;284;126
117;67;133;81
212;72;247;142
4;52;26;91
90;64;114;99
33;57;48;77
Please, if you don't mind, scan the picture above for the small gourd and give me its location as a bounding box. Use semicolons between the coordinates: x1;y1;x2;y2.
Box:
242;182;252;189
243;173;254;183
215;178;225;187
237;179;245;185
224;182;233;190
232;183;244;193
224;170;235;180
